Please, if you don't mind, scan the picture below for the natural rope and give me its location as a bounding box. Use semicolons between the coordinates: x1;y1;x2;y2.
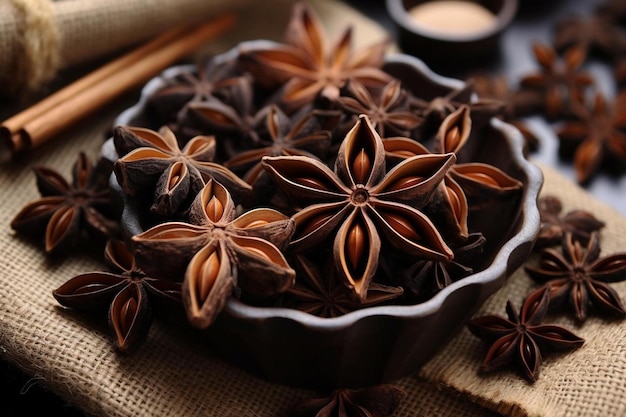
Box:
8;0;60;97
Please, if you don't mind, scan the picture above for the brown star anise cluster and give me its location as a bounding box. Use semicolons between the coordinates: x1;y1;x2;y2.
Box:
468;195;624;382
466;0;626;184
11;2;525;361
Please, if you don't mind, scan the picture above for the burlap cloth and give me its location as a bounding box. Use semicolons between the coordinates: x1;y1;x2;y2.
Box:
1;1;625;416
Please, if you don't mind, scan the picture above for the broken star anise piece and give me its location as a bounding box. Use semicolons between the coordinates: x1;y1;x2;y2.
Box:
525;232;626;322
53;239;182;353
467;286;585;382
555;91;626;184
262;114;455;301
239;1;392;111
284;254;403;318
132;179;295;329
519;43;594;120
11;152;119;257
535;195;605;250
290;384;407;417
113;125;252;215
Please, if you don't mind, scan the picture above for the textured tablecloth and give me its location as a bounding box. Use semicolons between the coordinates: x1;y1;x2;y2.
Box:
1;1;624;416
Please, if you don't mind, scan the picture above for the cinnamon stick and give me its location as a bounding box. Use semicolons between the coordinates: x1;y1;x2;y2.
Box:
0;12;236;162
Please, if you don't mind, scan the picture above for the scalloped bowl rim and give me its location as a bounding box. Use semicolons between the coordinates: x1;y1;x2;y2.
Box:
111;40;543;332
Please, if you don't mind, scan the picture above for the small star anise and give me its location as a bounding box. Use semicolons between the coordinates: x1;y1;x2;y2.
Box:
555;91;626;184
290;384;407;417
53;239;182;352
467;286;585;382
468;72;544;152
132;179;296;329
553;13;626;59
11;152;120;257
239;1;392;111
223;105;331;187
616;57;626;88
145;58;240;124
113;125;252;216
596;0;626;24
525;232;626;322
337;78;422;138
262;115;455;301
535;195;605;250
409;80;503;136
519;43;594;119
183;75;271;147
283;254;403;318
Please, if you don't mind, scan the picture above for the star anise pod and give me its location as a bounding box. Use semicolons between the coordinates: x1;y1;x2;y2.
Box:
239;1;392;111
262;115;455;301
408;80;503;137
428;106;522;240
290;384;407;417
11;152;120;257
525;232;626;322
132;179;295;329
145;58;240;124
535;195;605;250
183;75;271;147
404;232;486;299
283;254;403;318
553;13;626;59
596;0;626;24
616;57;626;88
467;286;585;382
519;43;594;119
468;72;544;152
223;105;331;187
555;91;626;184
52;239;182;352
337;78;422;138
113;125;252;216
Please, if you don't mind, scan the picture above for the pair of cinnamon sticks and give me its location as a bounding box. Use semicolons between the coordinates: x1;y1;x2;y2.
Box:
0;12;236;163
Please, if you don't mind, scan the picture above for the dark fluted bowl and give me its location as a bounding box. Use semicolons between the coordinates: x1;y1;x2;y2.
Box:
103;40;543;391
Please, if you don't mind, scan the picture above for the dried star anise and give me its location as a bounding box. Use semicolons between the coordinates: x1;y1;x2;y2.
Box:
403;232;486;299
53;239;182;352
262;115;455;300
467;286;585;382
11;152;120;257
525;232;626;322
290;384;407;417
556;91;626;184
145;58;240;125
113;125;252;216
519;43;594;119
239;1;392;111
223;105;331;187
552;13;626;59
409;80;503;136
468;72;543;152
337;78;422;138
393;106;523;240
283;254;403;318
535;195;605;250
132;179;295;329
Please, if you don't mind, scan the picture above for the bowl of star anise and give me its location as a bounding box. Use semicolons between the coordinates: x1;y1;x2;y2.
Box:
102;2;542;391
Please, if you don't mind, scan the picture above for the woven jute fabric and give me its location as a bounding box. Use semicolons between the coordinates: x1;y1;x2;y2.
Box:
1;1;624;416
419;159;626;417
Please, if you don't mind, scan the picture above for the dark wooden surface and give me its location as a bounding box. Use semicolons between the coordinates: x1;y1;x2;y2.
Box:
1;1;622;416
